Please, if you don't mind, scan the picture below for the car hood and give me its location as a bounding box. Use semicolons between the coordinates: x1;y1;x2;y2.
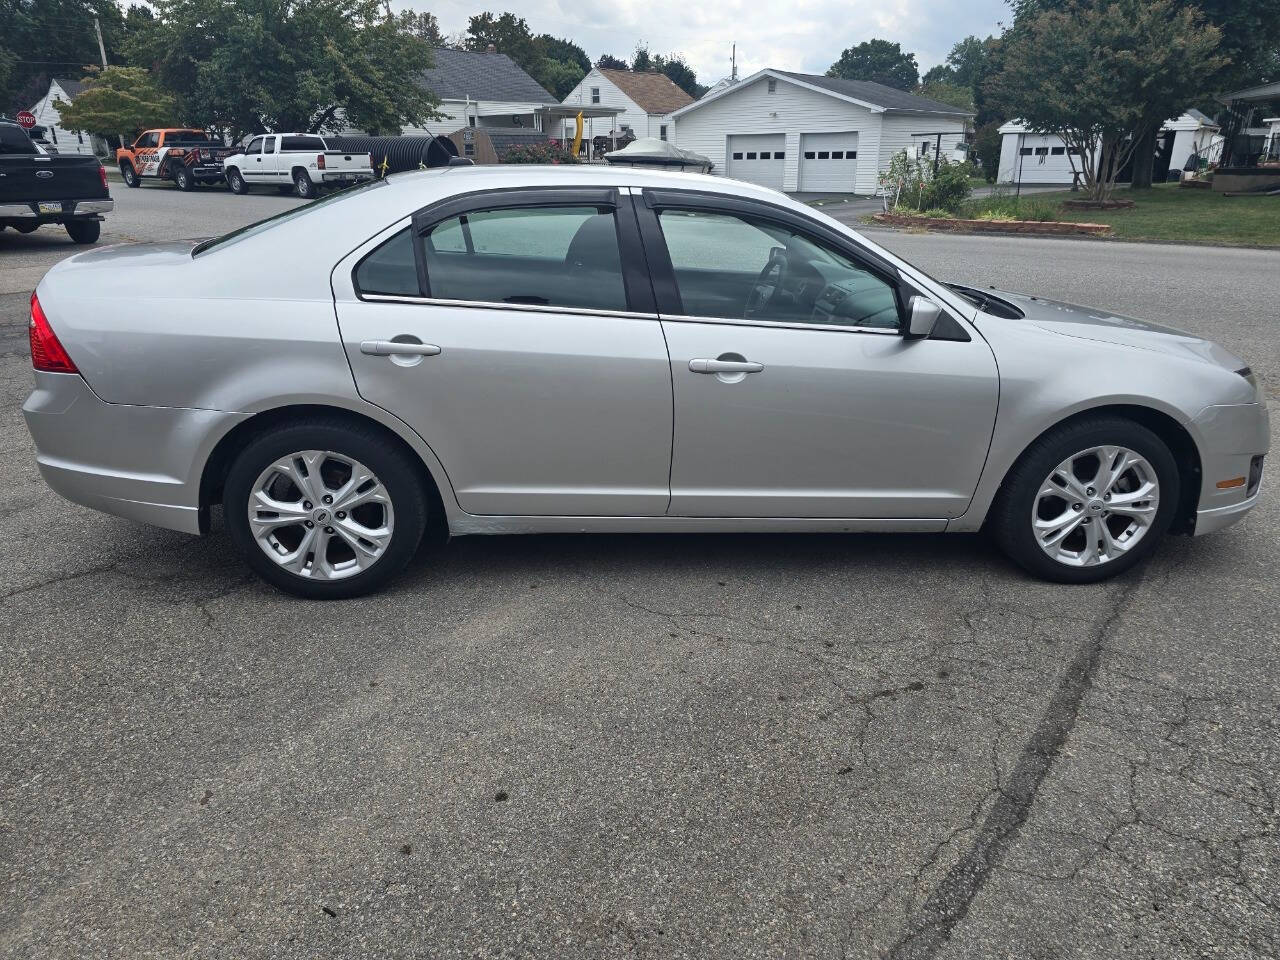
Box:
982;289;1246;372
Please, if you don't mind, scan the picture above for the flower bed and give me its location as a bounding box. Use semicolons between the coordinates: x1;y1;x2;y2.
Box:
873;212;1112;235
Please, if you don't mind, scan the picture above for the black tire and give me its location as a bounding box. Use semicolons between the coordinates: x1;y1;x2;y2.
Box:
226;168;249;195
174;166;193;191
991;416;1179;583
292;168;315;199
223;420;428;599
121;163;140;187
12;221;39;234
65;219;101;244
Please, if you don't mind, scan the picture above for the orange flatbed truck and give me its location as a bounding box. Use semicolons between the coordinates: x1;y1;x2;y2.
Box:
116;129;237;191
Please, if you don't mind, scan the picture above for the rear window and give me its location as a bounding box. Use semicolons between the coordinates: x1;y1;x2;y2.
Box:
0;123;37;155
192;178;387;256
282;135;326;152
171;130;213;143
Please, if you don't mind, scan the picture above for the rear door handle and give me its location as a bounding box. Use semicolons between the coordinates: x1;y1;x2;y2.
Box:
360;340;442;357
689;358;764;374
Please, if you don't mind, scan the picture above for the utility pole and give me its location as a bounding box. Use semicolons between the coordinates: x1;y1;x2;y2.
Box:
731;43;737;82
93;17;108;68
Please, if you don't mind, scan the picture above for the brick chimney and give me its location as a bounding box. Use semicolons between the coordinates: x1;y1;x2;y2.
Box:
486;43;496;54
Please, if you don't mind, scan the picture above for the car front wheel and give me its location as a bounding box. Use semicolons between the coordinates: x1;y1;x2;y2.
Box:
226;168;248;194
992;416;1179;583
121;163;140;187
223;421;428;598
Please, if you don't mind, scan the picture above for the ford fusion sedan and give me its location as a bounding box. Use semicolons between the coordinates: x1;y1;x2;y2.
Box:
22;167;1268;597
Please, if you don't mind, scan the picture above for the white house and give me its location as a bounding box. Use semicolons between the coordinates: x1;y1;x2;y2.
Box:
560;68;693;143
996;111;1221;185
398;47;559;137
666;69;971;194
28;78;108;156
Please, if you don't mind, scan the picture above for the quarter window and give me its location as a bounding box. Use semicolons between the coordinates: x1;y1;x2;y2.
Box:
657;209;900;330
355;228;420;297
423;205;627;312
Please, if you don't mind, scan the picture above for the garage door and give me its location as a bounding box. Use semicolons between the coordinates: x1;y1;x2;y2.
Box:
727;134;785;191
799;133;859;193
1009;134;1077;184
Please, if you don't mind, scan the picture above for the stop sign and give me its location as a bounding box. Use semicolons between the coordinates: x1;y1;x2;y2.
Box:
16;110;36;129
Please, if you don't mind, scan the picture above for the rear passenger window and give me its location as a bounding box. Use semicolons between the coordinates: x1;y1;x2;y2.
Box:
422;206;627;312
355;228;420;297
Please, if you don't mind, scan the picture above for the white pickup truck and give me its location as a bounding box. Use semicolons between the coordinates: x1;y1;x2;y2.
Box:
223;133;374;198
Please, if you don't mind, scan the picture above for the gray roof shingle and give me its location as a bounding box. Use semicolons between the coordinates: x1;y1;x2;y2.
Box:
53;78;86;97
773;71;973;115
420;48;556;105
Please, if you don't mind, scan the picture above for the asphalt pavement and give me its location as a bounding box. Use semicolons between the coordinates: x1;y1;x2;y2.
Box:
1;183;1277;959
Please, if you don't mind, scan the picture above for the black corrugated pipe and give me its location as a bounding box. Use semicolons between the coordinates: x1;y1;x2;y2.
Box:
328;135;459;174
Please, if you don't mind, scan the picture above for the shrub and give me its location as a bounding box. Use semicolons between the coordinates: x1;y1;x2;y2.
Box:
880;152;973;214
502;142;581;164
919;208;956;219
964;192;1060;222
918;159;973;213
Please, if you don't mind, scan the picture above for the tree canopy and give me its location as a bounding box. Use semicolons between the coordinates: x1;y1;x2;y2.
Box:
987;0;1223;200
596;53;628;71
463;12;590;99
826;39;919;90
53;65;175;136
128;0;442;139
630;46;707;98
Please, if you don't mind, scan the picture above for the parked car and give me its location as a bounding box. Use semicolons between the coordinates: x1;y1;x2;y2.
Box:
116;128;236;190
223;133;374;198
22;167;1268;598
0;116;111;244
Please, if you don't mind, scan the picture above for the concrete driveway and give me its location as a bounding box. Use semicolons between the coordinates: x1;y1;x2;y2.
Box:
1;186;1277;959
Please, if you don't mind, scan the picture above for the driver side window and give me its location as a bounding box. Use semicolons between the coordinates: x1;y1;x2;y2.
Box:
656;209;901;330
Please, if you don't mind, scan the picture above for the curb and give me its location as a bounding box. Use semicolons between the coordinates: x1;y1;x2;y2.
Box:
873;213;1111;236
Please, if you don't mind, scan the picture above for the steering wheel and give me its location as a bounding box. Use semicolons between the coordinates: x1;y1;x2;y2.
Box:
744;248;788;320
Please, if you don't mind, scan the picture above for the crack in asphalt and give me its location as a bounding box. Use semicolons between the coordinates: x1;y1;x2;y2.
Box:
885;572;1147;960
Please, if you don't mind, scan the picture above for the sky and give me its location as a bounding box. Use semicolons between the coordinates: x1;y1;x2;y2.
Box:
396;0;1012;82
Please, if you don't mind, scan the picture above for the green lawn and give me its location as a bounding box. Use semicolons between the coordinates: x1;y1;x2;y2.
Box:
1037;183;1280;247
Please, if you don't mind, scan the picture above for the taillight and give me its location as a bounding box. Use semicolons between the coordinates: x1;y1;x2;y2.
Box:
98;164;108;190
29;293;78;374
317;153;325;170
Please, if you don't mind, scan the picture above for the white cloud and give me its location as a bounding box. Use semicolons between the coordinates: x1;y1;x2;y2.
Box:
397;0;1008;82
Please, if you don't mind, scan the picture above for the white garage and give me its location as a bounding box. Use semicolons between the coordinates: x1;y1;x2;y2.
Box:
799;132;859;192
727;133;785;190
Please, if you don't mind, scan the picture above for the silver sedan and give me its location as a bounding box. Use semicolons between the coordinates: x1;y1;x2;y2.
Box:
22;167;1269;597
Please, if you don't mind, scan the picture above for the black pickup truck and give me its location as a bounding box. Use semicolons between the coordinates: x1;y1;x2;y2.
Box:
0;117;113;244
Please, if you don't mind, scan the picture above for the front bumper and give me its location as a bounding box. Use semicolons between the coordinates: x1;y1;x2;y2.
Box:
1191;401;1269;536
0;198;114;219
22;371;247;536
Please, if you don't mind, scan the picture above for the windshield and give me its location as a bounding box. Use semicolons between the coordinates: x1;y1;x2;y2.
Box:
192;178;388;256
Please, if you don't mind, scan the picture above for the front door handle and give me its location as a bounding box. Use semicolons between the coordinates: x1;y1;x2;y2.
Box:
689;358;764;374
360;340;442;357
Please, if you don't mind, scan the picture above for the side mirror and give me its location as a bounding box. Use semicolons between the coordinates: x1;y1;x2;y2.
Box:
905;295;941;339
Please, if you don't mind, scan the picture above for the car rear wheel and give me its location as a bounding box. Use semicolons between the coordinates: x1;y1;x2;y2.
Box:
226;168;249;195
65;219;101;244
991;416;1179;583
293;169;315;199
121;163;140;187
223;421;428;599
12;221;39;234
174;166;193;191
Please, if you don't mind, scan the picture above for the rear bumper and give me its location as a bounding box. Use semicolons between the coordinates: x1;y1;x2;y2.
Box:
321;171;374;183
0;198;114;219
22;371;247;536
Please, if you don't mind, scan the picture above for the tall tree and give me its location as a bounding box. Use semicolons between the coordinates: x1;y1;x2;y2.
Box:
130;0;442;139
987;0;1223;201
826;39;919;90
54;65;175;137
0;0;129;112
943;35;990;91
629;46;706;98
396;9;445;46
531;34;589;99
596;53;628;70
464;12;538;68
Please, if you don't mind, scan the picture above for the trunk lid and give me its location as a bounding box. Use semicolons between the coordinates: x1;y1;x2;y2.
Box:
0;154;107;203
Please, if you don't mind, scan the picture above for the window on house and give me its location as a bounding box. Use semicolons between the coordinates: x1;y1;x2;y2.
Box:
745;151;757;159
468;115;476;127
732;152;743;160
804;151;815;159
1034;146;1049;156
848;150;857;159
767;79;777;94
591;87;600;104
1050;146;1065;155
817;151;830;159
463;142;474;156
659;125;668;141
920;141;931;155
774;152;785;160
1019;147;1033;156
830;150;843;159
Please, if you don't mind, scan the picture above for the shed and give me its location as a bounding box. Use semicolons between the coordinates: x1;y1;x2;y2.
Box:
448;126;552;164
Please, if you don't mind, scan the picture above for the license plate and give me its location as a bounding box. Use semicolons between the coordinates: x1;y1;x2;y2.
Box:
38;202;62;213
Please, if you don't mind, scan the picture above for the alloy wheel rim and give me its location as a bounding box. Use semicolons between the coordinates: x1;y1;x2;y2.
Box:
247;450;393;580
1032;444;1159;567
